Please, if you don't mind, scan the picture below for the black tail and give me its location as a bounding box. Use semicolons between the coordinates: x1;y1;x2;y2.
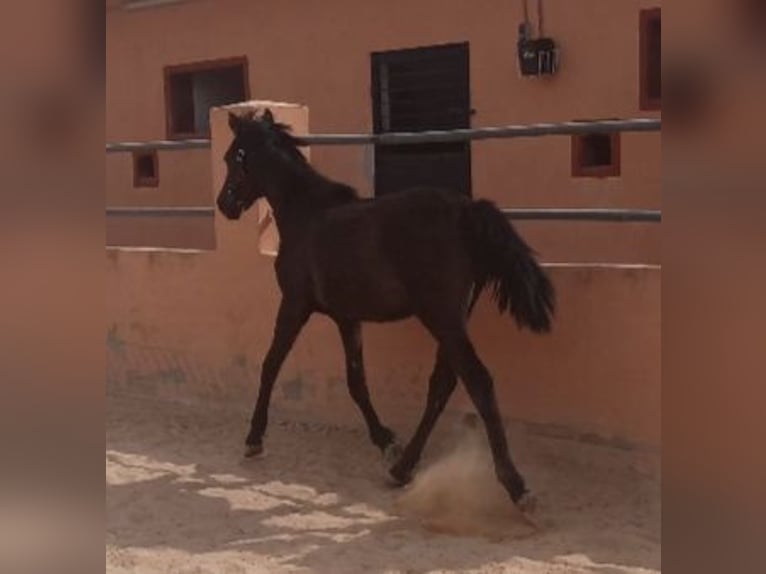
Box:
465;199;555;332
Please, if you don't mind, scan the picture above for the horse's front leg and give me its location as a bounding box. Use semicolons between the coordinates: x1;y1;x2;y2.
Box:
336;320;398;455
245;298;310;457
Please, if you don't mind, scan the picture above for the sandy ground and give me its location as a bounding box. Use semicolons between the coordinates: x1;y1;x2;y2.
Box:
107;394;660;574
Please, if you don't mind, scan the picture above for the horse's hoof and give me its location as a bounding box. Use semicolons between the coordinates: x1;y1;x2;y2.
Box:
387;464;412;488
516;491;538;515
383;441;404;466
243;443;264;458
387;471;411;488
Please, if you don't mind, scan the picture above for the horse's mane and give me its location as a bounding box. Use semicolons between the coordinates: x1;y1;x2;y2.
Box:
239;112;359;207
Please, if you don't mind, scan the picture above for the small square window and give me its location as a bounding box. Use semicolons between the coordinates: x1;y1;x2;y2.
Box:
640;8;661;111
571;132;621;178
133;151;159;187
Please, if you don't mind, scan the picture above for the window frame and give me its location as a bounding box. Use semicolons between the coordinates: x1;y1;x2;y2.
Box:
163;56;250;140
571;132;621;178
639;8;661;111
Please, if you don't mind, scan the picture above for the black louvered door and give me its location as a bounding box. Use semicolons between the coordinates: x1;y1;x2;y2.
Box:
371;42;471;196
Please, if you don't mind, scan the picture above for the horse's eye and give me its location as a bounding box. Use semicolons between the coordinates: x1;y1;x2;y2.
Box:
235;149;246;164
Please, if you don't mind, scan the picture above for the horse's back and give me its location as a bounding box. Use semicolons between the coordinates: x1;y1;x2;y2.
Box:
308;188;474;322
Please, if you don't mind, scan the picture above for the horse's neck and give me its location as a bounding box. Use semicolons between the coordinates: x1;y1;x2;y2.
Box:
265;174;323;242
264;163;355;242
269;199;312;243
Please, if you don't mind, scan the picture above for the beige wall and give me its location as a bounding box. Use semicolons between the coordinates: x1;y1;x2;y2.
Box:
106;241;660;447
106;0;661;262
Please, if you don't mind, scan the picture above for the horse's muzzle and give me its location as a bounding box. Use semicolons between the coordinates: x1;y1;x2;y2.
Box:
217;189;243;220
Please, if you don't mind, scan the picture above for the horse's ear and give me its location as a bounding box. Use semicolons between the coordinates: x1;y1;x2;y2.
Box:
228;112;241;133
262;108;275;126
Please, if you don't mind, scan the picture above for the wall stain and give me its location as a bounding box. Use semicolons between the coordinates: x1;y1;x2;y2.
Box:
232;353;249;369
282;376;305;402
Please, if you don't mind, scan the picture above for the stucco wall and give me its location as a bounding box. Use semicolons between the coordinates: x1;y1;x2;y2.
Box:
106;237;660;448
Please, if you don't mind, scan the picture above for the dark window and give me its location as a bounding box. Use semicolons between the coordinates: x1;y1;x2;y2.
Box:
572;132;621;178
164;57;249;138
133;151;159;187
371;43;472;196
640;8;661;110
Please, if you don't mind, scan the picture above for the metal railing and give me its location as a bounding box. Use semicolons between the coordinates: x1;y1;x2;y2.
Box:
106;117;661;223
106;206;214;217
106;206;661;222
106;118;660;153
503;208;660;222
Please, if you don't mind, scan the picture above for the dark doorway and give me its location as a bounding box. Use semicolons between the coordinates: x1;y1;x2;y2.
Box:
371;42;472;196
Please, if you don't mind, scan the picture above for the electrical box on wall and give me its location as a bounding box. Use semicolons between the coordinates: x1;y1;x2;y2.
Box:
517;23;559;76
518;37;559;75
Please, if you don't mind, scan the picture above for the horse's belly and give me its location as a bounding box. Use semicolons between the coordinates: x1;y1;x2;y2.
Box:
313;265;412;322
309;212;416;321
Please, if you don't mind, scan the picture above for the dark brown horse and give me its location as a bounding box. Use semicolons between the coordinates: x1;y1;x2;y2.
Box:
216;110;555;512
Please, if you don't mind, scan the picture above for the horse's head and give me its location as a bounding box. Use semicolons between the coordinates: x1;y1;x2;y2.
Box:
216;110;271;220
216;108;306;220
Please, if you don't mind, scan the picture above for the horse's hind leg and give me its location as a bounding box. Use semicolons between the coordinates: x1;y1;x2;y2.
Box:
337;320;397;453
388;286;481;484
245;299;310;457
441;330;530;505
388;347;457;485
